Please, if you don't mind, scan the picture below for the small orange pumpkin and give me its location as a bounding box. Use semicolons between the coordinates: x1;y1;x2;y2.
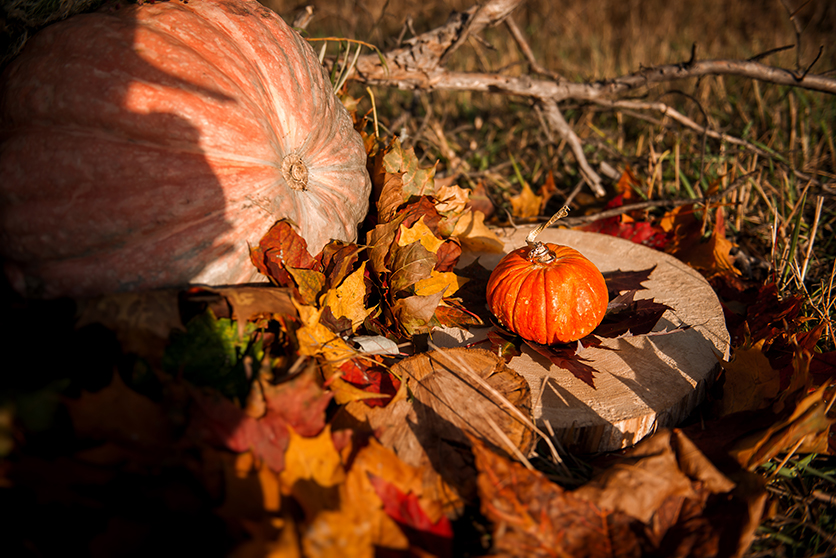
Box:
486;208;608;345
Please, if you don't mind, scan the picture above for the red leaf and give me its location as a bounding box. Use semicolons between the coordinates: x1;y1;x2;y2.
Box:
263;370;332;437
188;370;331;471
739;283;803;343
250;220;319;287
338;358;401;407
188;387;289;472
581;186;669;249
434;239;462;272
368;473;454;556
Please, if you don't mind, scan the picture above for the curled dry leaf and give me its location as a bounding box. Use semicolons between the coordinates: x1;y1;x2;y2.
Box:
574;429;766;558
730;384;836;470
250;219;319;287
335;347;533;516
472;436;641;558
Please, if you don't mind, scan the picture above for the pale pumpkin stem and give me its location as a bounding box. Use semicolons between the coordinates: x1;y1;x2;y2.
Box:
525;203;568;243
525;205;570;263
282;154;309;191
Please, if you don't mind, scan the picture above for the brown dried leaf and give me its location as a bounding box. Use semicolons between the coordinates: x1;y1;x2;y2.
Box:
574;429;765;558
537;170;559;214
376;169;407;223
434;239;462;272
382;136;436;198
574;430;701;523
664;207;740;279
390;291;445;336
433;298;483;330
208;286;296;323
318;242;364;291
473;437;641;558
389;239;437;296
469;179;496;220
716;340;780;417
730;384;836;470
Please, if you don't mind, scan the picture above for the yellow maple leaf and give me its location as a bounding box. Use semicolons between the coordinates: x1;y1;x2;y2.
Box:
452;209;504;253
509;181;543;219
321;261;373;332
397;216;444;253
329;376;392;405
413;270;469;297
293;299;354;363
280;425;346;519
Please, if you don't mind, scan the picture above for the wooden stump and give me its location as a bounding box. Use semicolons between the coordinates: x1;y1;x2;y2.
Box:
438;228;730;454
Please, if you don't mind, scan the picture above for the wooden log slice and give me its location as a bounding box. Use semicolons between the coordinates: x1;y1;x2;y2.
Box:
440;227;730;454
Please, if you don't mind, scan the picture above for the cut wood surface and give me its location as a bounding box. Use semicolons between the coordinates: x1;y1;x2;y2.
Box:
439;228;730;454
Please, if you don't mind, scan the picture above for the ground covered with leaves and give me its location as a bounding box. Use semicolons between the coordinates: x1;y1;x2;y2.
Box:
1;124;834;556
3;0;836;556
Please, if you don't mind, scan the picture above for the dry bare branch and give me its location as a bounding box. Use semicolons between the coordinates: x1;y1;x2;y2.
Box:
335;0;836;197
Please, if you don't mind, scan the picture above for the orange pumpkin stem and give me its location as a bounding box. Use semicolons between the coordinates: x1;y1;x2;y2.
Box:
525;205;570;263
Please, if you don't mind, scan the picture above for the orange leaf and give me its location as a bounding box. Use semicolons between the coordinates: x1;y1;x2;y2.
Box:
452;210;504;253
665;206;740;278
509;181;542;219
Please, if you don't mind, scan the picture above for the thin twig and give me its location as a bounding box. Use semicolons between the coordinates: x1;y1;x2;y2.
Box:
539;99;606;196
560;171;756;226
505;15;563;81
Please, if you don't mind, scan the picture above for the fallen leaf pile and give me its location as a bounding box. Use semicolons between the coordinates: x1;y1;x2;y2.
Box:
1;138;834;557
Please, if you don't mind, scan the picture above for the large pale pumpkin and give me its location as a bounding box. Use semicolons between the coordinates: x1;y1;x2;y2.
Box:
0;0;371;298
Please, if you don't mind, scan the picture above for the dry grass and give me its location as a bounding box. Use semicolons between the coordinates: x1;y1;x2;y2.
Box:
265;0;836;347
